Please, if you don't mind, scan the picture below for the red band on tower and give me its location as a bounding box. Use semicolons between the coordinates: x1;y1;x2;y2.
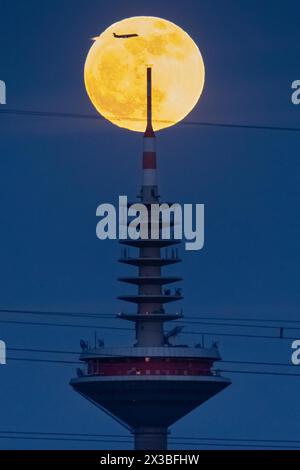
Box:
143;152;156;169
142;67;157;186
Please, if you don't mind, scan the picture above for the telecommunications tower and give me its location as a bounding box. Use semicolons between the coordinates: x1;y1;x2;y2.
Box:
70;68;231;450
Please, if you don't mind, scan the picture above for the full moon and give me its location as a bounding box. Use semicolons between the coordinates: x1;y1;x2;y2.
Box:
85;16;205;132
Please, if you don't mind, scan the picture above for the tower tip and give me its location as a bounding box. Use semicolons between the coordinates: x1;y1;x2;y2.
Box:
145;66;155;137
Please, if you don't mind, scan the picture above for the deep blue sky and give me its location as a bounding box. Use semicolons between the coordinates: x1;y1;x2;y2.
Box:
0;0;300;449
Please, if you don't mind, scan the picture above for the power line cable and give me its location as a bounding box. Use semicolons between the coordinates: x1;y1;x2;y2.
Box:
7;346;297;370
1;430;300;445
1;108;300;134
0;309;110;320
219;369;300;377
6;356;300;378
0;319;131;331
0;434;297;449
0;318;297;341
2;308;300;324
1;309;300;331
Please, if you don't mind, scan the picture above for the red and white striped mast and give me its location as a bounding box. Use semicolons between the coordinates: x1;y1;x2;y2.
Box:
142;66;158;202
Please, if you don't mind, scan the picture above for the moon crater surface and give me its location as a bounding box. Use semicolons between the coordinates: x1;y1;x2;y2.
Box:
85;16;205;132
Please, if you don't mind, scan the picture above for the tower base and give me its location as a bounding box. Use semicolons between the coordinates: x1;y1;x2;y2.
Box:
134;427;168;450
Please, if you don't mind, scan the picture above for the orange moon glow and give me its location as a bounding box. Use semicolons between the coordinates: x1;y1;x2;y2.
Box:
85;16;205;132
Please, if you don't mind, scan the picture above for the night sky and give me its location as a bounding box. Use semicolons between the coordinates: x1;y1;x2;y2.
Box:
0;0;300;449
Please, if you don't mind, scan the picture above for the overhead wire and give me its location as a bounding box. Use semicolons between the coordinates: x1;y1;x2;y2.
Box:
0;317;298;341
1;108;300;134
1;309;300;336
0;434;298;449
1;429;300;445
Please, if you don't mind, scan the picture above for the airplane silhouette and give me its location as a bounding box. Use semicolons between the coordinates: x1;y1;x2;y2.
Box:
113;33;139;39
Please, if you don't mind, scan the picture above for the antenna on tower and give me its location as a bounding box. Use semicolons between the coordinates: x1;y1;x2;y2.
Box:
145;65;155;137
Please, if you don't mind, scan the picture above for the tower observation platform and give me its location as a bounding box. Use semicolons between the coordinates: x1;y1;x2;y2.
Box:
70;68;231;450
